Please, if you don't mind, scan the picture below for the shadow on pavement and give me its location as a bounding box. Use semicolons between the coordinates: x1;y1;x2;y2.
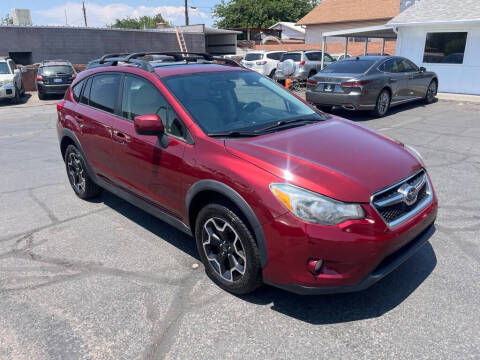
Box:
0;93;32;107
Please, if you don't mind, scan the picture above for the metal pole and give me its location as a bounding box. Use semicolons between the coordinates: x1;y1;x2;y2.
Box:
185;0;189;26
321;36;326;69
381;38;386;55
82;1;87;27
364;37;368;56
344;37;348;58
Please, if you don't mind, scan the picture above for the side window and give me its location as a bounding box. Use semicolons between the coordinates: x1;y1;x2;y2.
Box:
324;54;334;62
89;74;120;113
7;60;15;73
72;80;84;102
306;52;321;61
381;58;402;73
401;59;418;72
267;52;282;60
80;77;92;105
122;75;188;139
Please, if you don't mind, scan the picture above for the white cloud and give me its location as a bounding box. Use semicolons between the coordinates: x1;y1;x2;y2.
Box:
34;2;211;27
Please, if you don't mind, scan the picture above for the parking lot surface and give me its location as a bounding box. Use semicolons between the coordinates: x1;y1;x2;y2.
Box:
1;97;479;359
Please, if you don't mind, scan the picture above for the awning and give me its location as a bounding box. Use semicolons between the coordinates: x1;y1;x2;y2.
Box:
323;25;397;39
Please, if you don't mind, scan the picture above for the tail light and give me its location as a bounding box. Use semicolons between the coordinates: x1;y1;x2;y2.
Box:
307;79;318;86
36;74;43;81
299;60;306;67
341;80;371;87
57;101;65;112
256;61;267;65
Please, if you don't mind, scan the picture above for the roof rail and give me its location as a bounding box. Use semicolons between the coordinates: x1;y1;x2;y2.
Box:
42;59;71;63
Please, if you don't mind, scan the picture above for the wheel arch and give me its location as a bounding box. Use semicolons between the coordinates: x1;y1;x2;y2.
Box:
60;129;98;182
186;180;268;268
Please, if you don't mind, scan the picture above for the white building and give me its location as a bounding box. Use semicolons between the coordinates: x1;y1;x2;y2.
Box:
390;0;480;95
269;22;305;42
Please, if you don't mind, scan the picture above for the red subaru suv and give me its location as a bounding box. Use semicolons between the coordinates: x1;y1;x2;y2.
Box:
57;52;437;295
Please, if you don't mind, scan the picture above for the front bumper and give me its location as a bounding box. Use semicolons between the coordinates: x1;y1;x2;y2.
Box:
37;82;70;94
306;89;376;110
0;84;16;99
261;190;438;294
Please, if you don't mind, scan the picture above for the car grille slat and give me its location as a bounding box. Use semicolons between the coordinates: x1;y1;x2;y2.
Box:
371;170;433;228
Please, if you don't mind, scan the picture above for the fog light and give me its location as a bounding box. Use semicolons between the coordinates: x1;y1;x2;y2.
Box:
307;259;324;275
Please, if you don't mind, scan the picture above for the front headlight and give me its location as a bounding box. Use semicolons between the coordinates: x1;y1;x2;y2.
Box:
405;144;425;166
1;79;12;85
270;183;365;225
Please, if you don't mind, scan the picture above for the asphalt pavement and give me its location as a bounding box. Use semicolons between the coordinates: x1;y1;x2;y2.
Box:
0;95;479;359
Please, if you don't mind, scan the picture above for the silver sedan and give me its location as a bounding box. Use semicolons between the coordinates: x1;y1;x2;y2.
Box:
306;56;438;117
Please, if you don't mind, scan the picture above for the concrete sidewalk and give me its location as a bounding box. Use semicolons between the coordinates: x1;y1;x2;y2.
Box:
437;92;480;103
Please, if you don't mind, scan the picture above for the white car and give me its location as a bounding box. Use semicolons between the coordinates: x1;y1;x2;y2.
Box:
331;53;351;61
0;57;25;103
241;51;285;78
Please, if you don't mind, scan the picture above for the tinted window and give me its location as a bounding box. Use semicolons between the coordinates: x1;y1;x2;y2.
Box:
380;58;403;73
244;53;263;61
400;59;418;72
122;76;187;139
72;80;84;102
306;52;322;61
324;54;334;62
40;65;74;76
163;71;326;135
281;53;301;62
266;52;283;60
320;60;376;74
80;77;92;105
423;32;467;64
89;74;120;113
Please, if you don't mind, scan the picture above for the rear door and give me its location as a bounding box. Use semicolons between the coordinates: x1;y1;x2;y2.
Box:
73;73;120;179
379;58;410;102
400;58;429;98
110;74;192;217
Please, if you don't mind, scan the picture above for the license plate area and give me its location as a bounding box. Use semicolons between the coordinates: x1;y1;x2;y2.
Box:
54;78;63;83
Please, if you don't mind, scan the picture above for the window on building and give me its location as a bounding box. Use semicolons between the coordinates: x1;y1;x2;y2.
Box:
423;32;467;64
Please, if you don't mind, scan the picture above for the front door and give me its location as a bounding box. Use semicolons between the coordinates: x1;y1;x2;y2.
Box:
110;74;193;217
381;58;411;102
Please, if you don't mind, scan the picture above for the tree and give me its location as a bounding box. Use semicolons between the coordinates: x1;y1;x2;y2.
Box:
213;0;318;29
1;14;13;25
110;13;171;29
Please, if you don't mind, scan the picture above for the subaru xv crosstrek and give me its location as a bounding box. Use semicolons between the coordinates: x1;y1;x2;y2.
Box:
57;52;437;295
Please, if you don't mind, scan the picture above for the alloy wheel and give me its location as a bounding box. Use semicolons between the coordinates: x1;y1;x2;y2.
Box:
377;91;390;115
427;82;437;101
67;152;86;193
202;217;246;282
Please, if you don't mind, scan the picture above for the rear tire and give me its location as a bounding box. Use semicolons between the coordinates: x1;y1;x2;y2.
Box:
64;145;103;199
269;69;276;79
424;80;437;104
195;202;262;295
373;89;391;117
38;92;46;101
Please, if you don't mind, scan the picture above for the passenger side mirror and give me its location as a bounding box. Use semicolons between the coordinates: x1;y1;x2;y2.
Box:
419;66;426;72
134;114;170;148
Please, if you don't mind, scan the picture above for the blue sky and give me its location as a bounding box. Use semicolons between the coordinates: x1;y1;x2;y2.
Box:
1;1;219;27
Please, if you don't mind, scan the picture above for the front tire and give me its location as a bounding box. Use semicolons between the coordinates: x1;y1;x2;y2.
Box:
195;202;262;295
373;89;391;117
269;69;276;79
425;80;437;104
64;145;103;199
12;86;21;104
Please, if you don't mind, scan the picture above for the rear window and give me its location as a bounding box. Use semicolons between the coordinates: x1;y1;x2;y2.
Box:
244;53;263;61
280;53;302;62
266;52;284;60
40;65;74;76
320;60;376;74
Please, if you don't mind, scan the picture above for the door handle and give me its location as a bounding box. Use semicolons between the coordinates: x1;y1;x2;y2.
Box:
112;130;129;144
75;115;85;122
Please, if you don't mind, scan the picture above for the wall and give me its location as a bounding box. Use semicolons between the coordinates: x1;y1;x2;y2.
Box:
0;26;206;65
395;24;480;94
206;34;237;55
271;24;305;41
305;19;391;44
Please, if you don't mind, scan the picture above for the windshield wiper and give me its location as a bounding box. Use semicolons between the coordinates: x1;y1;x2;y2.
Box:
208;131;260;138
254;116;323;134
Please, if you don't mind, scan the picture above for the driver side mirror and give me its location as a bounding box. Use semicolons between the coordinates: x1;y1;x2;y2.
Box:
419;66;426;72
134;114;170;148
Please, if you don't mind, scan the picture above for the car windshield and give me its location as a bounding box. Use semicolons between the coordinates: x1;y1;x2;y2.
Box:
163;70;328;135
40;65;74;76
280;53;301;62
244;53;263;61
0;62;10;74
320;60;376;74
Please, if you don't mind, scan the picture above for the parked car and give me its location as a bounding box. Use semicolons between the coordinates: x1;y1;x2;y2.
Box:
0;56;26;103
275;51;335;81
57;52;438;295
331;53;351;61
36;60;77;100
306;56;438;116
240;51;285;78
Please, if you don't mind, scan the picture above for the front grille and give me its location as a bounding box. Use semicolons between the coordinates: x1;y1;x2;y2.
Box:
371;169;432;228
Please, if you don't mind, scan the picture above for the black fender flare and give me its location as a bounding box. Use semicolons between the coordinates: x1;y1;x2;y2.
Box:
60;129;98;182
186;180;268;268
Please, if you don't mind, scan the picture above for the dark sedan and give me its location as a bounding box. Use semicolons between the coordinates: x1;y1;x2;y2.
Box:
36;60;77;100
306;56;438;117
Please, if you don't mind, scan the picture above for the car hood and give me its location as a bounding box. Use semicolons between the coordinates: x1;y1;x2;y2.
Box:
225;117;421;203
0;74;14;82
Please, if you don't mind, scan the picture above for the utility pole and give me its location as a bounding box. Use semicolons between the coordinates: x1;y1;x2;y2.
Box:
184;0;189;26
82;1;88;27
64;9;68;26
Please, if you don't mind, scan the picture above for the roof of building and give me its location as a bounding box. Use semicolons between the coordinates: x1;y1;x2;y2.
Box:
269;22;306;34
297;0;400;25
389;0;480;25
